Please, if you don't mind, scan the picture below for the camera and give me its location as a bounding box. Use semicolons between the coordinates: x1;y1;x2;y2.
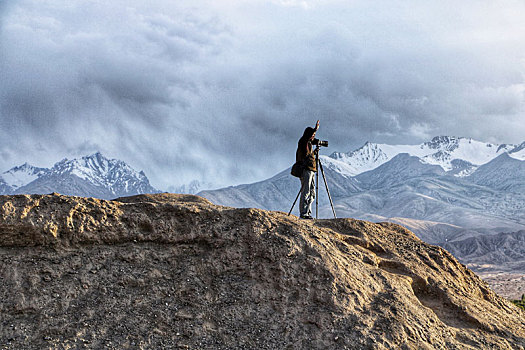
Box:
312;138;328;147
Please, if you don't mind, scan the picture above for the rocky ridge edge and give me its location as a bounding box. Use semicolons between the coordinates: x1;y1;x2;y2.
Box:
0;193;524;349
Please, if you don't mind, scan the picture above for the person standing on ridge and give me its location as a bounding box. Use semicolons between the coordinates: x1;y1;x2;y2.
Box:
296;120;319;219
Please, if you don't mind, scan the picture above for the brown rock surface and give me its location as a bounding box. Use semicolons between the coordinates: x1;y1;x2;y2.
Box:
0;193;524;349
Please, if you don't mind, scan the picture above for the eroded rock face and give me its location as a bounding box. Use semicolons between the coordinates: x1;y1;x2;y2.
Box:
1;193;524;349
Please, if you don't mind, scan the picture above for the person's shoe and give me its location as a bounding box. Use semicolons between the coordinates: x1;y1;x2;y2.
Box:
300;215;314;220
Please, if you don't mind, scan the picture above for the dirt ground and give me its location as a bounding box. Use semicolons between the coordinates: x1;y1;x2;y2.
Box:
1;193;524;349
479;273;525;300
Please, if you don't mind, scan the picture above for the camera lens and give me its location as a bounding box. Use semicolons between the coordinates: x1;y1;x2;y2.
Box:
313;138;328;147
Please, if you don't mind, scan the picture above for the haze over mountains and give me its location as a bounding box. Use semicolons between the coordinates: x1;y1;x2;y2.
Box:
0;153;158;199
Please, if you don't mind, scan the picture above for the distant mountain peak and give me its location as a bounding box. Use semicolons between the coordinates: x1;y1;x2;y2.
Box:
468;152;525;192
351;141;386;156
497;144;511;152
171;180;217;195
0;154;158;199
10;162;40;171
510;141;525;157
83;151;108;163
1;163;48;190
424;136;464;152
329;136;521;177
17;162;31;168
429;135;462;143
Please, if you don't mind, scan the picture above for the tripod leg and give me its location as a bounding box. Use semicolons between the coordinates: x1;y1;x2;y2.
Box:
288;186;302;216
289;173;308;216
316;154;319;219
318;158;337;219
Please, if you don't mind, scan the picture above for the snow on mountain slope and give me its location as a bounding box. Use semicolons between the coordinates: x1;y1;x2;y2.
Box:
0;163;47;190
1;153;158;199
200;136;525;247
330;136;517;176
42;152;158;197
317;155;361;177
49;152;151;193
330;141;424;175
170;180;217;195
421;137;515;170
0;178;11;195
355;153;446;190
509;141;525;160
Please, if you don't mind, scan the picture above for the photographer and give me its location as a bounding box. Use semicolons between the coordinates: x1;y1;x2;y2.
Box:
295;120;319;219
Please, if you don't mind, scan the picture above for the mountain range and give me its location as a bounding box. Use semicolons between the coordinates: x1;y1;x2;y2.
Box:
199;136;525;272
3;137;524;275
330;136;525;176
0;152;159;199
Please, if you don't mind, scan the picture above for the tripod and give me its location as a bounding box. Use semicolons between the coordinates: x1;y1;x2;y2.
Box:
288;145;337;219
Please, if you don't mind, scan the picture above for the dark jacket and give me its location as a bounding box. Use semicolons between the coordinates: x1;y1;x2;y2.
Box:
296;132;317;172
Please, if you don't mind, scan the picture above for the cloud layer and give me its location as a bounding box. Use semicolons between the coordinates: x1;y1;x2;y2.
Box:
1;0;525;189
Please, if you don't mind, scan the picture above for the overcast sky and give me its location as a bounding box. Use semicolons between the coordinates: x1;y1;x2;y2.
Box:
1;0;524;190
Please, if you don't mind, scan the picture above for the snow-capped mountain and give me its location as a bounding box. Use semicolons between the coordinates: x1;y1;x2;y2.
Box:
169;180;216;195
0;178;11;195
1;163;48;191
509;141;525;159
48;152;156;196
330;136;519;177
0;153;159;199
199;136;525;247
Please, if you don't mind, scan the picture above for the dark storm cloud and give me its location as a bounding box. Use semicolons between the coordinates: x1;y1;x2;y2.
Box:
1;0;525;189
0;1;233;186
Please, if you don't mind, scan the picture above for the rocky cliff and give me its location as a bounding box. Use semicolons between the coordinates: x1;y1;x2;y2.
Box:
1;193;524;349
